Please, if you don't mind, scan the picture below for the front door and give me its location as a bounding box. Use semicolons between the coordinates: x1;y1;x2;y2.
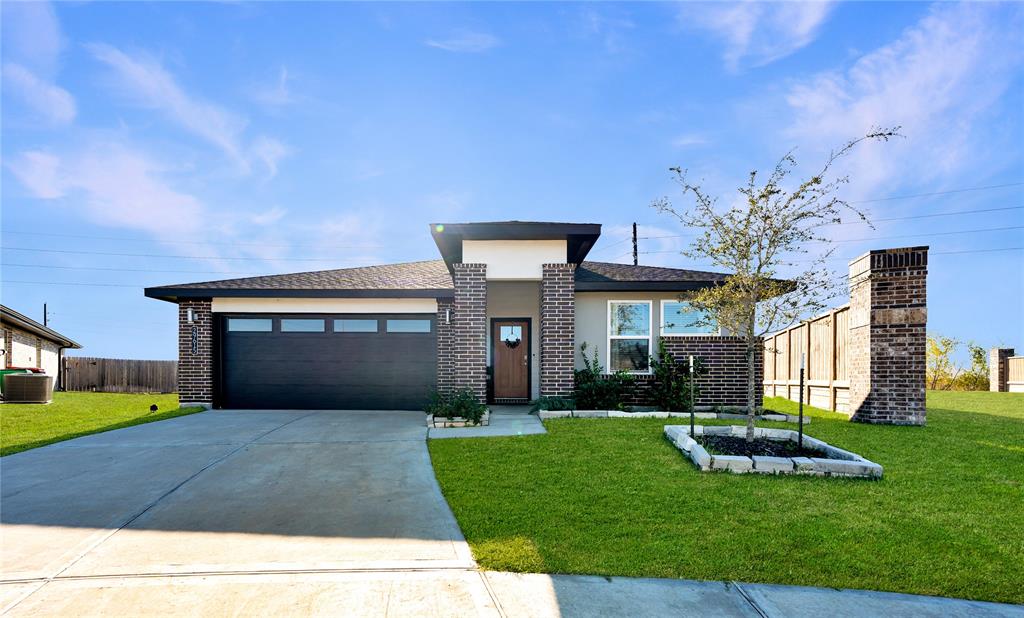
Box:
492;319;529;400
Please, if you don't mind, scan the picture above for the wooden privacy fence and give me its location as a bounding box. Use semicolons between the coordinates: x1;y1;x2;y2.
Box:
763;305;850;413
1009;357;1024;393
62;357;177;394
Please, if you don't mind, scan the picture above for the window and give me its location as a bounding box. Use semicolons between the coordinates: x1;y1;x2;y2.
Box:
334;319;378;333
226;318;272;332
386;319;431;333
661;301;717;335
281;319;325;333
608;301;652;372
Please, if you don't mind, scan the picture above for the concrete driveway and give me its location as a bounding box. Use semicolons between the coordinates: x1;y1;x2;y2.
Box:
1;409;493;615
3;410;1022;617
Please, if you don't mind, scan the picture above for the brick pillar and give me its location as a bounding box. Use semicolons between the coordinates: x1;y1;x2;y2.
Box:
178;299;213;408
848;247;928;425
541;263;576;397
453;264;487;401
436;298;456;393
989;348;1015;392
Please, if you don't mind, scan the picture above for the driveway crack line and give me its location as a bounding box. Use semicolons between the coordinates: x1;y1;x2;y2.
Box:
1;412;318;616
731;581;771;618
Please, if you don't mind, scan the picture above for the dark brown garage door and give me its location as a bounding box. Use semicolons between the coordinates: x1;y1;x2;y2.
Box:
218;314;437;410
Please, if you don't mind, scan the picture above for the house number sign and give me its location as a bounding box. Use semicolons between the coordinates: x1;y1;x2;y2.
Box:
190;326;199;355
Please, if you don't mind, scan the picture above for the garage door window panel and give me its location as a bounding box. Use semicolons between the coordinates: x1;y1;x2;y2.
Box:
334;319;378;333
386;319;432;333
281;319;325;332
226;318;273;332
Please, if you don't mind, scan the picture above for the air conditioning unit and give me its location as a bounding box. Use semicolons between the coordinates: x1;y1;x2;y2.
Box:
3;374;54;404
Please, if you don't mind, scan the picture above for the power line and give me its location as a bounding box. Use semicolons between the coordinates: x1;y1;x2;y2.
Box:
1;247;354;262
848;181;1023;204
0;229;382;250
2;263;268;276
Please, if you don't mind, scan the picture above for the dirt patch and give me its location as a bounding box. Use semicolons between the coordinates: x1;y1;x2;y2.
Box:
698;435;822;458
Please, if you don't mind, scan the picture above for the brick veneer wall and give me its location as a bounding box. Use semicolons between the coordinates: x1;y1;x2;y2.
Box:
436;298;456;393
178;299;213;406
541;263;576;397
613;336;763;409
452;264;487;401
989;348;1015;392
848;247;928;425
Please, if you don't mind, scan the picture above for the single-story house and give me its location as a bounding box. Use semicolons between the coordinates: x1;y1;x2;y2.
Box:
146;221;761;410
1;304;82;389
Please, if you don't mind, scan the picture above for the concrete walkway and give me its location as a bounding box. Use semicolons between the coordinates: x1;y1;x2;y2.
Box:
2;409;1022;616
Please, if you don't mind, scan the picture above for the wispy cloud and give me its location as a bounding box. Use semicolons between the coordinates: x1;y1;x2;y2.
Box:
252;66;294;107
425;31;500;53
580;8;635;54
1;0;63;75
681;2;835;70
7;145;204;240
670;133;706;149
3;63;76;125
782;2;1023;200
88;43;290;177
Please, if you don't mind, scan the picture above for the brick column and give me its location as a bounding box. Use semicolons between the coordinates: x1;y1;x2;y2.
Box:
178;299;213;408
541;263;576;397
453;264;487;401
848;247;928;425
989;348;1015;392
436;298;456;393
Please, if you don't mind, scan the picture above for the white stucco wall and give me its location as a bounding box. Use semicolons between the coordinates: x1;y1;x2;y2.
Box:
575;291;723;371
487;281;542;399
462;240;567;280
211;297;438;314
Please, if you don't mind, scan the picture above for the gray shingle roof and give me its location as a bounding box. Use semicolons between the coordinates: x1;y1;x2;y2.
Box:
156;259;455;291
576;261;729;283
145;259;729;301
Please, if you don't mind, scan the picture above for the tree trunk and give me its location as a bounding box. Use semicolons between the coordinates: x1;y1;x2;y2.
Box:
745;342;756;442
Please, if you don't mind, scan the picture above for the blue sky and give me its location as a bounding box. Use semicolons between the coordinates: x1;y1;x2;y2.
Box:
2;1;1022;362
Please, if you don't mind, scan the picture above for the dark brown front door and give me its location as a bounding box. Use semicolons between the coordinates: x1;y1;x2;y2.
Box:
493;319;529;400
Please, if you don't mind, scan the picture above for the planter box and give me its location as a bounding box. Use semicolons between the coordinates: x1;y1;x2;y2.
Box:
664;425;882;479
427;410;490;428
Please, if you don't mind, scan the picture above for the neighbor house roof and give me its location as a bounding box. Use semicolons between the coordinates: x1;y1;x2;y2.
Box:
145;258;730;302
1;304;82;349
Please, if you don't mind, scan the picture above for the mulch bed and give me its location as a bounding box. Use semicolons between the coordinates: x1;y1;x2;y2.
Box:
698;435;822;458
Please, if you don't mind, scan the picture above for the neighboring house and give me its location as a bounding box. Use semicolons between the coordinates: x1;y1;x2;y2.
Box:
1;304;82;389
146;221;760;410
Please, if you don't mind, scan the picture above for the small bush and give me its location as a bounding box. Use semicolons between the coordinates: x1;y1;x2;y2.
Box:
573;342;634;410
425;388;487;424
648;340;706;412
530;396;575;413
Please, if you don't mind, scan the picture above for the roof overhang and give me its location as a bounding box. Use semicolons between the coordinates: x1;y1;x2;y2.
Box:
574;281;723;292
144;287;455;303
430;221;602;273
0;305;82;349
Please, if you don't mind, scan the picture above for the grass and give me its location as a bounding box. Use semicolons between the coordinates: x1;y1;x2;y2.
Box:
1;392;204;456
428;390;1024;604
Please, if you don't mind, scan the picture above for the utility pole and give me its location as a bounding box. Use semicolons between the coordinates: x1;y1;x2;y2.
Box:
43;303;48;327
632;222;638;266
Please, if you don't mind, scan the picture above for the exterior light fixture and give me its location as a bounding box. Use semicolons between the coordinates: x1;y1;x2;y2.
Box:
187;308;194;323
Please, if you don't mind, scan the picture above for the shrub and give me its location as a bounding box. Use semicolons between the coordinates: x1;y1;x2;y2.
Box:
648;340;706;412
530;396;575;413
573;342;634;410
425;388;487;425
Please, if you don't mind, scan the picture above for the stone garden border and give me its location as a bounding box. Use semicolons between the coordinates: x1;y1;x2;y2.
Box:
664;425;882;479
538;410;808;423
427;410;491;428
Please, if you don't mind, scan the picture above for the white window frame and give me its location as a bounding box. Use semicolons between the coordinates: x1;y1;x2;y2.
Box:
607;300;653;374
659;300;721;337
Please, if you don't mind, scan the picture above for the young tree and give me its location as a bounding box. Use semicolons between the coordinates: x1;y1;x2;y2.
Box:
653;128;900;441
927;334;961;390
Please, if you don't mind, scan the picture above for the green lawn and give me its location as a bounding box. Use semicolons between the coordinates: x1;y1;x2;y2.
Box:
428;390;1024;604
1;392;204;456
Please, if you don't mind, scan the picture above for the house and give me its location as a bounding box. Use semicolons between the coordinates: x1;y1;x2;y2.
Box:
145;221;760;410
1;304;82;389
